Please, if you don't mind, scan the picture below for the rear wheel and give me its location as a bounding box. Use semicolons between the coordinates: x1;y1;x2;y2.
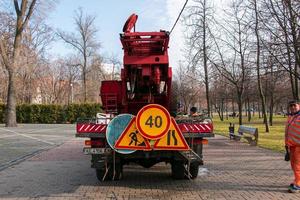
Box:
171;161;185;179
189;162;199;179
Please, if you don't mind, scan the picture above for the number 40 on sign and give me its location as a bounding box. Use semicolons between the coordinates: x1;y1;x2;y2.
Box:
136;104;171;140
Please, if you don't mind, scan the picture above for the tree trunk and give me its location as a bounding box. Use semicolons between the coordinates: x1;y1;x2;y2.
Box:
258;102;261;118
247;98;251;122
286;0;299;100
203;0;211;117
285;30;296;99
83;55;87;102
221;98;224;120
254;0;269;132
237;90;243;125
245;101;247;117
5;21;22;127
231;97;235;118
269;57;275;126
269;95;274;126
225;99;228;120
6;69;17;127
216;104;223;121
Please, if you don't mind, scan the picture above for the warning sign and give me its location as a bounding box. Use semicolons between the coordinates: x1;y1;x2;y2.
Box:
153;118;189;150
115;117;151;150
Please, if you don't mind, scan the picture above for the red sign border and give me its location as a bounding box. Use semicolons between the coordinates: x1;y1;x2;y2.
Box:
136;104;171;140
115;117;151;150
153;117;189;150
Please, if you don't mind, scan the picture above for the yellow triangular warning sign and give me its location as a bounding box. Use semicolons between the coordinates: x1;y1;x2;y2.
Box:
153;118;189;150
115;117;151;150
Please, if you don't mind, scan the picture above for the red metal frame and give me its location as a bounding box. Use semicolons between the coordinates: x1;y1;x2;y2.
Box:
100;14;171;115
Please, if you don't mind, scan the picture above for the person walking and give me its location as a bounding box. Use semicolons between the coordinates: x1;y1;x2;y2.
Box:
285;100;300;193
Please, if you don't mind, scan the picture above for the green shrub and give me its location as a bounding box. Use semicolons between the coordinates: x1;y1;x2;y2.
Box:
0;103;102;124
39;104;62;123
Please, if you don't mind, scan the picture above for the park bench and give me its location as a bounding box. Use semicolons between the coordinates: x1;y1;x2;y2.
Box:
229;124;258;146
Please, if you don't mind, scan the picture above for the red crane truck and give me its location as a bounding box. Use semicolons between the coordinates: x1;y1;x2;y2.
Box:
76;14;214;181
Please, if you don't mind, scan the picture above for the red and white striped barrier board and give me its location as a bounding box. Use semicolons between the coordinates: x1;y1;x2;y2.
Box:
76;123;107;133
178;123;213;133
77;122;212;134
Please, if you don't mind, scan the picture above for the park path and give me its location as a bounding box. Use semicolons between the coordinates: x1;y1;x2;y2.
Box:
0;128;298;200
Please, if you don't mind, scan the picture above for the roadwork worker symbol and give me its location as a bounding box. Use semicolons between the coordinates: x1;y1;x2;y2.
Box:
129;130;145;146
115;117;151;151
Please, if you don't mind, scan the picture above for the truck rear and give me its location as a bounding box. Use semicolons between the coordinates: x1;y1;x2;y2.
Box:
76;14;214;181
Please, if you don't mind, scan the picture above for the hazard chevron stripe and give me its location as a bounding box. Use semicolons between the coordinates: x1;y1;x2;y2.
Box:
177;123;213;133
76;123;107;133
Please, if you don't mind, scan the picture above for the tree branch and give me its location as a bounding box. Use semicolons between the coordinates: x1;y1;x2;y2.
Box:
14;0;21;16
0;38;11;69
20;0;37;33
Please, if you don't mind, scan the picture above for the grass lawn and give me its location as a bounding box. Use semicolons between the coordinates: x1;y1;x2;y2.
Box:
212;114;287;153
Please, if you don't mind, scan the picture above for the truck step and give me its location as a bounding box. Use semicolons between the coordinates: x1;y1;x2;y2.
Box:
179;150;201;162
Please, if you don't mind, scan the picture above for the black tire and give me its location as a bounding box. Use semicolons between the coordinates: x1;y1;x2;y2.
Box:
189;162;199;179
171;161;185;179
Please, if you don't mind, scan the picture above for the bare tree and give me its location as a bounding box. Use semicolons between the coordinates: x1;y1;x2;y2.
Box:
209;0;252;125
0;0;37;127
35;58;71;104
87;54;106;102
58;8;100;102
18;23;54;104
106;53;121;80
252;0;269;132
175;61;201;114
263;43;287;125
260;0;300;99
64;56;80;104
0;1;55;106
184;0;214;117
210;74;231;121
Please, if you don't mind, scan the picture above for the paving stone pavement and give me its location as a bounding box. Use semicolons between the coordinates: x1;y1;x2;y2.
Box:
0;124;74;169
0;133;299;200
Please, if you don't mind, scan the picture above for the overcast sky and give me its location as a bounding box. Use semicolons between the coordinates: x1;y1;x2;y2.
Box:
47;0;186;69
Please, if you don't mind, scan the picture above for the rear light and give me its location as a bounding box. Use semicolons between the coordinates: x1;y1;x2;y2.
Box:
201;139;208;145
85;139;106;147
85;140;91;146
192;138;208;145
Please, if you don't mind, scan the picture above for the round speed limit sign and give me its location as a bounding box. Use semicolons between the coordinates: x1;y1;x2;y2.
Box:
136;104;171;140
